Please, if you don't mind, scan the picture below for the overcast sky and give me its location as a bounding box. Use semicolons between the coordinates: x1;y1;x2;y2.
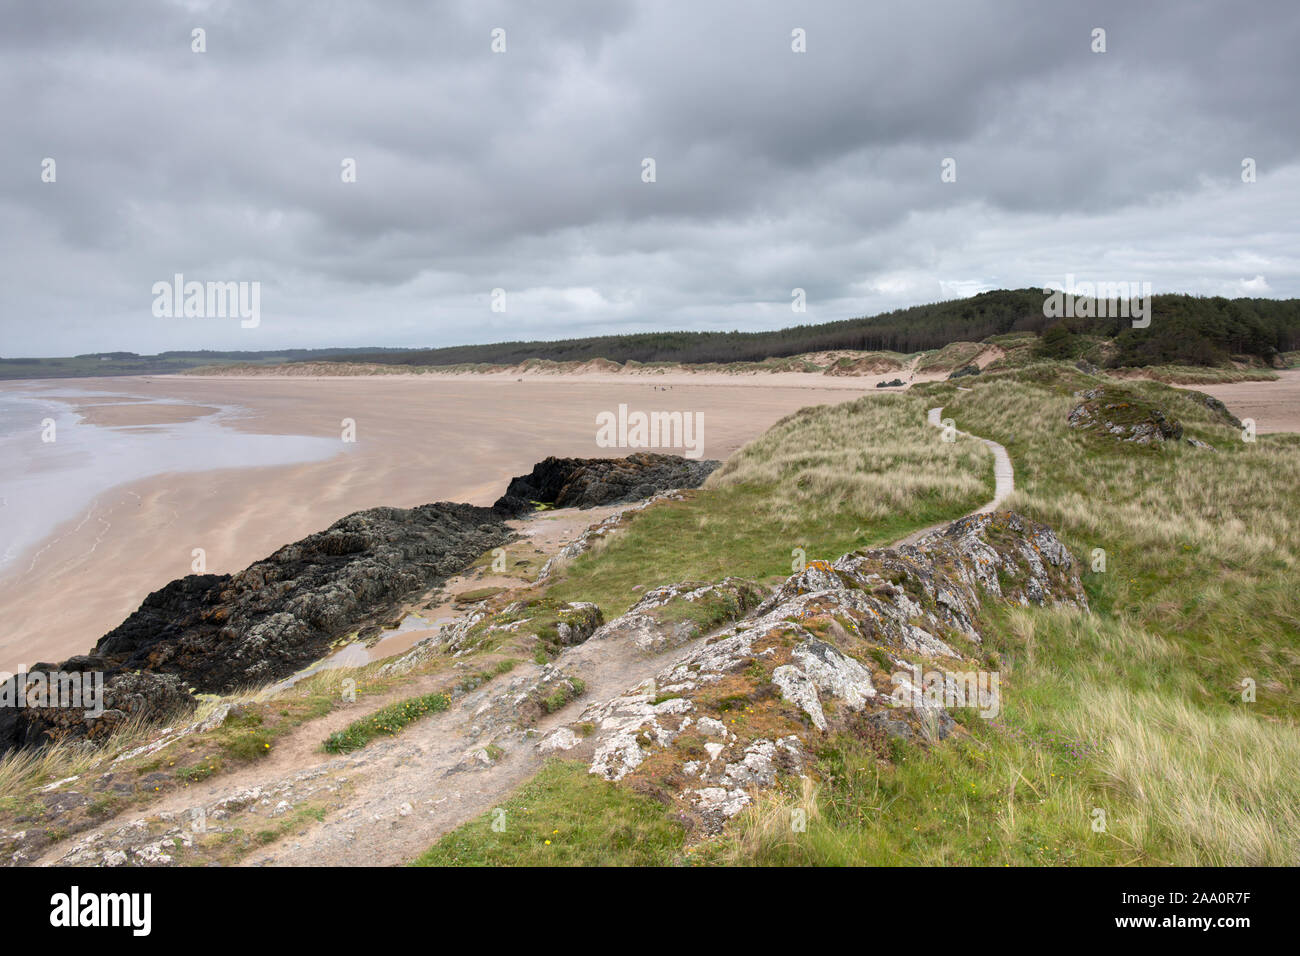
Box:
1;0;1297;356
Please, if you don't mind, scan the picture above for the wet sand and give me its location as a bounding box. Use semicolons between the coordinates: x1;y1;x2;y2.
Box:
69;402;222;427
0;373;881;672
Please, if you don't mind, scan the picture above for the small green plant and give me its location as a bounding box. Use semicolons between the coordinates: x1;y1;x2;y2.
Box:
218;712;275;761
324;692;450;754
540;678;586;714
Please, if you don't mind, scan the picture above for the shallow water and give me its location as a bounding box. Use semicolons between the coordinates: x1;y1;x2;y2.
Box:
0;385;345;578
265;612;456;693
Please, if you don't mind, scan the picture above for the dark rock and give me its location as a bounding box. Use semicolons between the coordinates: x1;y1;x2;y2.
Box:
3;456;718;752
95;501;514;694
1;501;516;752
494;453;719;514
41;791;90;815
0;668;196;753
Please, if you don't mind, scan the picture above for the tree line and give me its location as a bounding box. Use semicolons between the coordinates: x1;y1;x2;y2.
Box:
318;290;1299;369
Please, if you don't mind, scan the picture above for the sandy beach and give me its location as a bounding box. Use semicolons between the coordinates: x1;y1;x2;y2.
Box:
0;371;890;673
3;364;1295;675
1196;369;1300;433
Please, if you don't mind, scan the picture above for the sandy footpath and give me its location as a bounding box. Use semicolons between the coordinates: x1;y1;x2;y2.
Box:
0;372;883;672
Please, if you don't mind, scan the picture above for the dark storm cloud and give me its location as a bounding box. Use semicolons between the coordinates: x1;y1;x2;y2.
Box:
1;0;1297;354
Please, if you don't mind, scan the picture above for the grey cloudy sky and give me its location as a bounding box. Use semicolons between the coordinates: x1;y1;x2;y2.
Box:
1;0;1298;356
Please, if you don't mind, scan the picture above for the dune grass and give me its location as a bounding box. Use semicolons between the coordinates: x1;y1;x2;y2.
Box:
915;341;987;372
0;707;184;808
704;366;1300;865
549;393;992;617
1118;365;1280;384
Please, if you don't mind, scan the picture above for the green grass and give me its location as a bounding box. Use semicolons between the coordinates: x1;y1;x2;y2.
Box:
215;711;275;761
323;692;450;754
411;761;687;866
549;393;992;618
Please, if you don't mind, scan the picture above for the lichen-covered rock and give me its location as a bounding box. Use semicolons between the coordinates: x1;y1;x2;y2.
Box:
552;603;604;646
772;639;876;731
590;578;767;654
1068;387;1182;444
553;511;1086;833
466;664;586;741
47;768;344;867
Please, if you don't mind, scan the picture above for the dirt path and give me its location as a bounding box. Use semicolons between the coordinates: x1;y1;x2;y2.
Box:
37;627;709;867
894;406;1014;547
239;628;713;867
34;504;716;868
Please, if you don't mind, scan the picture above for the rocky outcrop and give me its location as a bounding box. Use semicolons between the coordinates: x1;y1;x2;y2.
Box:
381;599;603;676
0;671;196;753
1;501;515;753
494;453;718;514
541;511;1088;832
0;456;710;754
589;578;768;654
95;502;514;694
465;664;587;743
46;768;347;867
1186;389;1243;429
1068;387;1183;444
